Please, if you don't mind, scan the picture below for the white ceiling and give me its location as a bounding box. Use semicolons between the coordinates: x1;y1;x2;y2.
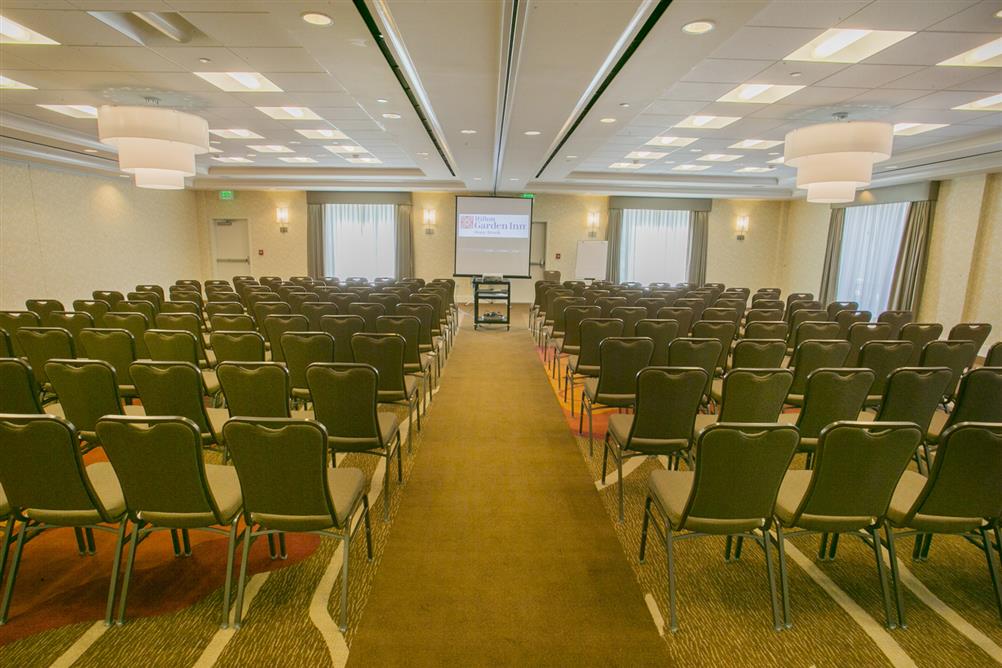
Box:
0;0;1000;197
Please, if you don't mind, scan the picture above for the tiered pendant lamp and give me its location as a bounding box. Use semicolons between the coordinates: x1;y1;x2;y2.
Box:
98;105;209;190
784;114;893;203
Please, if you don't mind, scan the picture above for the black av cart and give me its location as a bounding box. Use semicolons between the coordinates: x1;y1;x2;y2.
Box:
472;277;511;330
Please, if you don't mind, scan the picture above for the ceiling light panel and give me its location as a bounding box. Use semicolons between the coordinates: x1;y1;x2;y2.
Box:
674;115;741;129
212;156;253;163
785;29;914;64
736;167;775;173
729;139;783;149
37;104;98;118
609;162;645;169
296;128;348;140
952;93;1002;111
646;136;698;147
672;164;710;171
279;156;318;163
717;83;804;103
324;144;367;154
195;72;282;92
938;37;1002;67
0;15;59;44
344;156;381;164
247;144;293;153
892;122;948;136
697;153;742;162
0;75;35;89
209;128;264;139
256;106;322;120
625;151;668;160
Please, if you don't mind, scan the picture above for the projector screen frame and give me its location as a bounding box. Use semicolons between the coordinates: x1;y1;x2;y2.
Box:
452;194;534;279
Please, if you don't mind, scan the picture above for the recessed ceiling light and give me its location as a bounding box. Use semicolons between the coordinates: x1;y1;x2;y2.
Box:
645;135;697;147
681;20;715;35
0;75;35;90
690;148;702;152
609;162;644;169
509;177;519;181
208;147;223;153
952;92;1002;111
248;145;293;153
210;128;264;139
324;144;367;154
672;164;710;171
893;122;948;136
698;153;742;162
296;128;348;140
37;104;98;119
524;130;541;135
246;154;257;157
729;139;783;150
717;83;804;104
473;177;482;180
198;57;211;64
212;156;253;163
376;98;389;104
256;106;322;120
785;29;914;64
344;155;382;164
768;152;780;155
301;12;333;26
461;129;477;134
195;72;283;92
790;71;802;78
566;155;579;159
382;113;401;119
416;151;429;156
674;115;740;129
938;37;1002;67
84;148;98;153
736;166;775;173
996;9;1002;18
619;102;631;108
0;15;59;44
626;150;668;159
768;156;785;164
279;156;318;163
600;117;617;123
289;140;301;145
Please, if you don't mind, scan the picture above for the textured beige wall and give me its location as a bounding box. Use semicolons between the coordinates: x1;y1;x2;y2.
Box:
777;198;831;297
707;199;785;291
1;160;201;310
964;174;1002;353
196;189;308;280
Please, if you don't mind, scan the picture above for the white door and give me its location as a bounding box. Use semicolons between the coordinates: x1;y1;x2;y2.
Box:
212;218;251;280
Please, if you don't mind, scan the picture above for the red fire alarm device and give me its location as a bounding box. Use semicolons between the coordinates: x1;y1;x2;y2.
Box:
555;252;561;260
258;249;264;256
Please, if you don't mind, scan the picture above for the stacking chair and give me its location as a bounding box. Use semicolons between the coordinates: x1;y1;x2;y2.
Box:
136;284;166;301
281;332;335;405
635;298;666;319
620;289;644;305
308;363;403;520
252;302;292;333
595;296;628;319
171;291;203;312
351;333;421;444
25;299;64;323
45;358;142;448
210;331;266;365
731;339;787;369
368;293;400;317
925;367;1002;451
288;292;320;314
857;340;914;405
667;338;722;407
263;314;309;364
609;306;647;338
328;293;360;316
877;310;914;338
949;323;992;353
206;302;245;320
886;423;1002;625
920;339;977;405
746;308;785;325
640;423;799;632
845;322;893;365
674;298;705;323
104;312;151;358
223;418;372;631
159;300;198;316
73;300;110;328
825;301;858;320
155;312;213;367
44;312;94;350
898;323;942;367
117;300;157;321
744;320;788;341
781;368;875;465
0;358;44;414
128;292;162;312
217;362;294;418
409;293;449;355
602;367;708;521
987;341;1002;366
790;321;841;351
835;310;872;339
211;313;256;333
787;310;829;347
16;327;75;399
714;299;746;320
302;302;339;331
396;303;442;379
657;307;693;336
690;321;736;374
131;361;227;455
701;368;793;433
143;330;220;397
321;315;367;364
95;416;241;626
78;328;140;399
785;340;852;407
543;296;584;364
0;311;41;356
93;290;125;308
579;337;654;454
552;305;601;381
174;279;202;294
773;422;923;629
376;316;432;412
0;414;128;625
565;318;624;413
635;319;679;367
702;307;740;325
871;367;952;435
347;303;387;333
785;292;814;311
750;299;784;314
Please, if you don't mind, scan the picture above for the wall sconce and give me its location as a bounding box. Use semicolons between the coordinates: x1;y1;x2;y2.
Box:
423;207;437;235
277;207;289;234
587;211;600;238
736;215;749;241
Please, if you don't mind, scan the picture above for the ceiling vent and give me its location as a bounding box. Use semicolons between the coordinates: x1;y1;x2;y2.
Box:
87;12;209;45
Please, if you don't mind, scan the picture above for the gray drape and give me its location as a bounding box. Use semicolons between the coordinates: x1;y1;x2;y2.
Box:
395;204;414;279
606;208;623;283
888;200;933;312
307;203;325;278
687;210;708;285
818;207;845;304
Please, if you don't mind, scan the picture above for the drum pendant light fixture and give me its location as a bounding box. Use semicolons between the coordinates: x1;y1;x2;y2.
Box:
98;103;209;190
784;113;893;204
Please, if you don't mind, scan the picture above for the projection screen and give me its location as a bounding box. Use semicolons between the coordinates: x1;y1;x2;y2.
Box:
453;196;532;278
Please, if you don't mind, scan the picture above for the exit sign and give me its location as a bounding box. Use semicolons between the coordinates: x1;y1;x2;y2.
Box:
219;190;235;201
520;193;534;199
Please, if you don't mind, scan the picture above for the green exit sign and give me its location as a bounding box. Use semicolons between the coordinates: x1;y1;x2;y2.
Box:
520;193;534;199
219;190;235;201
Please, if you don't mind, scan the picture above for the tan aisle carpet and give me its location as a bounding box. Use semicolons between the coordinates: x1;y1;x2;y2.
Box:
347;308;669;666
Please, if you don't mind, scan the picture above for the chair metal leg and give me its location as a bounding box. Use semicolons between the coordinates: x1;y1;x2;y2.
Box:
117;521;143;625
170;529;182;557
397;433;404;482
600;434;610;484
220;519;239;628
0;521;28;624
617;448;625;523
182;529;192;556
725;535;733;562
267;533;277;559
980;527;1002;622
734;536;744;560
911;533;924;560
884;523;906;629
761;528;782;631
665;521;679;632
233;524;254;628
362;496;373;561
0;516;14;595
84;527;96;555
828;532;840;560
105;520;128;626
383;451;392;522
920;533;933;560
339;529;351;633
74;527;87;555
639;496;651;563
278;533;287;560
818;533;829;560
775;525;792;628
587;401;593;456
869;526;896;629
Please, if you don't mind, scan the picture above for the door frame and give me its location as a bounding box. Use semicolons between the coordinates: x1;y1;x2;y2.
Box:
210;218;253;279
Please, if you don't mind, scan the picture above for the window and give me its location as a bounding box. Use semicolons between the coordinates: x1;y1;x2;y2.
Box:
619;208;690;284
322;203;396;279
835;201;909;314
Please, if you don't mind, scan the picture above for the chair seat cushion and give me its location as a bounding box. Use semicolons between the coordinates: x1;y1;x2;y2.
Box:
775;470;811;526
326;467;366;526
926;410;949;443
86;461;126;519
0;484;10;516
202;369;220;395
887;470;982;533
583;378;635;406
694;413;717;433
610;414;690;454
709;378;723;403
377;375;418;403
648;470;693;528
785;394;804;407
205;464;242;523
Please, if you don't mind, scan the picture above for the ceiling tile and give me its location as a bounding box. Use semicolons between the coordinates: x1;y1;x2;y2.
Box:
710;26;824;60
681;58;771;84
838;0;980;31
229;47;324;73
866;31;998;66
747;1;870;28
816;64;925;88
883;65;995;90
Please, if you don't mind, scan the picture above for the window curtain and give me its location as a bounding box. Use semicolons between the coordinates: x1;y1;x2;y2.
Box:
606;208;623;283
818;208;845;305
307;203;325;278
395;203;414;279
888;200;934;312
687;210;708;285
619;209;690;285
322;203;396;279
834;201;910;315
